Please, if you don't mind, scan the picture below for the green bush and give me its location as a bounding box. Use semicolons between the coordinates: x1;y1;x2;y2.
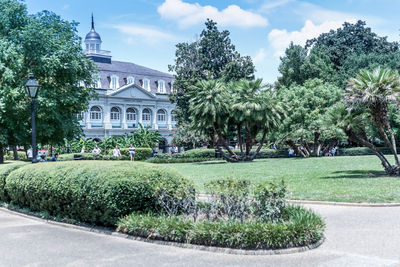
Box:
4;161;192;226
150;149;216;163
107;148;153;161
118;205;325;249
4;151;27;161
0;162;27;201
72;148;152;161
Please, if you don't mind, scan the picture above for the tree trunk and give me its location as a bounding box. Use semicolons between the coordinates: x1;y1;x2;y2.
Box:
250;130;267;160
383;119;400;166
245;123;251;159
13;146;18;160
313;132;320;157
213;123;238;160
345;128;395;175
237;123;244;157
303;142;311;157
0;144;4;164
286;140;306;157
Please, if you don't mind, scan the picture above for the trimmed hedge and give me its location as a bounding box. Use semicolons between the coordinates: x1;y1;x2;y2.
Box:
149;149;216;163
0;162;27;201
118;205;325;250
4;161;192;226
4;151;27;160
73;148;152;161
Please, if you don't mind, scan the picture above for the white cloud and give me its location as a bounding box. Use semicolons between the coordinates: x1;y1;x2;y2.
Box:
157;0;268;28
260;0;294;12
268;19;357;57
62;4;70;10
113;24;178;44
253;48;266;63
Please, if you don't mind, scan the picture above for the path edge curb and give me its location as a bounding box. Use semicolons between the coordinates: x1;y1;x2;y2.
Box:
0;206;324;256
196;194;400;207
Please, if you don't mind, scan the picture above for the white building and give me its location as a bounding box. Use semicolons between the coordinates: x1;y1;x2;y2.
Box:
79;15;176;145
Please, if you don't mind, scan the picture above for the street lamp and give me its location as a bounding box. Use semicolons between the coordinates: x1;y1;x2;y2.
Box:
25;73;39;163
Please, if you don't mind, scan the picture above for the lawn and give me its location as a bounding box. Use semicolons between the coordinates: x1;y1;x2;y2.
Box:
165;155;400;203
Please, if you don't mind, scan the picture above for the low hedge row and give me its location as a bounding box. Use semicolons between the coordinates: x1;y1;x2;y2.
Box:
4;151;27;160
73;148;152;161
118;205;325;249
150;149;216;163
3;161;192;226
147;157;219;164
0;162;27;201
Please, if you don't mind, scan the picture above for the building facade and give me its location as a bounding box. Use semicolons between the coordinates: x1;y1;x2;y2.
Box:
79;16;176;144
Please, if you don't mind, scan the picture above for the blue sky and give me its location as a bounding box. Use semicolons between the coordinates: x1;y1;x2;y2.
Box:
25;0;400;83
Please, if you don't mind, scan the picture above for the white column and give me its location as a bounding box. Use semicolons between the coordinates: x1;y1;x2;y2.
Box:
122;105;127;129
85;110;91;129
138;106;143;126
152;108;158;129
103;103;111;129
167;109;172;130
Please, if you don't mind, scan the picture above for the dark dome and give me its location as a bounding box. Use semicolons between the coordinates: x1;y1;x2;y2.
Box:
85;28;101;42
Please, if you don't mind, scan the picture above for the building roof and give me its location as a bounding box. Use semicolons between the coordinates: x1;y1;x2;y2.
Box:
85;14;101;42
96;60;173;79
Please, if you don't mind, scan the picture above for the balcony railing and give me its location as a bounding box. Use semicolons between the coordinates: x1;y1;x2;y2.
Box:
85;49;111;56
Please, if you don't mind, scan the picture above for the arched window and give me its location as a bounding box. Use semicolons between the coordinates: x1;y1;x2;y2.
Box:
143;78;150;91
171;110;177;122
110;107;120;121
127;76;134;85
90;106;102;120
157;109;166;122
110;75;119;89
126;108;137;121
158;80;165;93
142;108;151;122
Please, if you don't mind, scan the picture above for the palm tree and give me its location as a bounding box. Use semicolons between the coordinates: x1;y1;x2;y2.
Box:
345;67;400;174
188;79;284;162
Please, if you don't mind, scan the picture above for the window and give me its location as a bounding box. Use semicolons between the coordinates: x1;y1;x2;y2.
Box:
142;108;151;121
171;110;177;122
127;76;134;85
95;44;100;52
143;78;150;91
157;109;166;122
76;111;85;121
110;75;119;90
110;107;120;121
158;80;165;93
90;106;102;120
126;108;137;121
171;82;175;93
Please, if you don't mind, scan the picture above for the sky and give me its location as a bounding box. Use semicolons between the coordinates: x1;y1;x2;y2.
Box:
25;0;400;83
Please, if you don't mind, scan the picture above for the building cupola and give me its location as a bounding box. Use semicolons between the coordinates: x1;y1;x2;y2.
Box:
84;14;112;64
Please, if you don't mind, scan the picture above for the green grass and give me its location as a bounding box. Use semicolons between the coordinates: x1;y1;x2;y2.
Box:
165;155;400;203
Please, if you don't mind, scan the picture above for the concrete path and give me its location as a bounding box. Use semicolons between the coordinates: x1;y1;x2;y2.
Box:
0;205;399;267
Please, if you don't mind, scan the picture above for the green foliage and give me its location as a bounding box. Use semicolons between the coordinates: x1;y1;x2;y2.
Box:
169;19;255;122
148;149;216;163
4;151;27;160
73;148;152;161
171;122;209;149
4;161;192;226
252;179;286;222
0;0;97;159
188;79;284;161
117;205;325;249
0;162;27;201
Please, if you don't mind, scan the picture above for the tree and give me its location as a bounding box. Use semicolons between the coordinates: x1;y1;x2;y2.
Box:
188;79;284;162
343;67;400;175
277;43;335;88
276;79;344;157
306;20;399;71
169;19;255;123
0;1;97;163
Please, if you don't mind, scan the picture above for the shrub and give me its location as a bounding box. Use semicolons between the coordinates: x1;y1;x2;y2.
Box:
150;149;216;163
252;180;286;222
117;205;325;249
147;157;218;164
4;151;27;160
0;162;27;201
4;161;192;226
73;148;153;161
108;148;153;161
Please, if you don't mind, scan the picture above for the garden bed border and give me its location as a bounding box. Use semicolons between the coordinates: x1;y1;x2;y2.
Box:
0;206;324;256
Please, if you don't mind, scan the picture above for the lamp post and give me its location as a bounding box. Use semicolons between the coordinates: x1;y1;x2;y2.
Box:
25;73;40;163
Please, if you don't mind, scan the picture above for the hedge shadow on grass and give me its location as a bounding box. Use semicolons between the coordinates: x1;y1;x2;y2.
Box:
321;170;387;179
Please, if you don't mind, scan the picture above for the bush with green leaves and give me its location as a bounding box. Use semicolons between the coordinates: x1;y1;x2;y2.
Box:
118;205;325;249
0;162;27;201
4;161;192;226
72;148;152;161
149;149;217;163
252;180;286;222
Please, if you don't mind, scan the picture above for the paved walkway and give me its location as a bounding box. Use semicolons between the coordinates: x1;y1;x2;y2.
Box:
0;205;399;267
